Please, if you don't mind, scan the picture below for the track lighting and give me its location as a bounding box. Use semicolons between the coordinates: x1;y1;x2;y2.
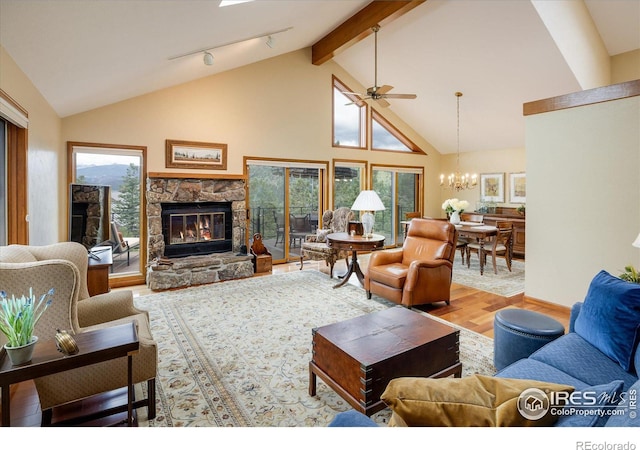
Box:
168;26;293;62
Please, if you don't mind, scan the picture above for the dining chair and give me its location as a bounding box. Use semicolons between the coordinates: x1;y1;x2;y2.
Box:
461;213;484;223
401;212;422;240
289;213;311;248
273;211;285;246
455;213;482;265
466;222;513;274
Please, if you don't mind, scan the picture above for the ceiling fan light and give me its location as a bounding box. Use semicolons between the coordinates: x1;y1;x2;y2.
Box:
203;52;214;65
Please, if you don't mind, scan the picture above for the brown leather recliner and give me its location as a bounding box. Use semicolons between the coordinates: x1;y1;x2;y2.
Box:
364;218;458;308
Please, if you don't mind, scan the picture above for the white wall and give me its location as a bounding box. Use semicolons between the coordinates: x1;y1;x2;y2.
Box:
525;95;640;307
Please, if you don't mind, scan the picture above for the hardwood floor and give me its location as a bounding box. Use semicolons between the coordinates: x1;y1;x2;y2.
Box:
3;255;570;427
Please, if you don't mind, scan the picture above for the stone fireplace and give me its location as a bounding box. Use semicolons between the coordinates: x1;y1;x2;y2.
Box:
146;176;253;290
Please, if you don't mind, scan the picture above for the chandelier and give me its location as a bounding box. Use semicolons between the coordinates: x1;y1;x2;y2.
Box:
440;92;477;191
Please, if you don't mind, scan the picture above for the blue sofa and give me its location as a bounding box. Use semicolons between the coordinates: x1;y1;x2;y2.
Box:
495;300;639;427
330;270;640;427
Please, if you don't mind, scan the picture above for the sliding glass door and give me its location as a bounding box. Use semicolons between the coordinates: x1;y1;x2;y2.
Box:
372;165;423;246
247;159;325;264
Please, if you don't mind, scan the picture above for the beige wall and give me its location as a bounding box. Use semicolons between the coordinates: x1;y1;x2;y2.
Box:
525;95;640;307
0;46;63;244
62;48;447;222
438;148;526;216
612;49;640;84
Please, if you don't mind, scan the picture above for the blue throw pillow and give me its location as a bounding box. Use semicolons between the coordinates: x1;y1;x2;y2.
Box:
555;380;624;427
574;270;640;373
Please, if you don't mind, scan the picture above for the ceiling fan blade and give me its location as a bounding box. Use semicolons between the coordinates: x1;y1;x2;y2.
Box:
345;97;369;107
382;93;417;100
376;98;391;108
376;85;394;95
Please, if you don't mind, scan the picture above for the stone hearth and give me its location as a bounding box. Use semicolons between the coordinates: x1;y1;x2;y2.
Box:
147;252;253;291
146;176;253;290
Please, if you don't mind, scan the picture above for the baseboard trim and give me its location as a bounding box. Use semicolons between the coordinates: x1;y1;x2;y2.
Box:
523;295;571;314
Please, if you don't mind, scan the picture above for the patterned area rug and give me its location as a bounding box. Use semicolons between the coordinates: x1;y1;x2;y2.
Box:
452;258;525;297
134;270;496;427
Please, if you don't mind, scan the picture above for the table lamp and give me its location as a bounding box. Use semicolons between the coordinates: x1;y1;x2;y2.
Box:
351;190;385;238
633;232;640;249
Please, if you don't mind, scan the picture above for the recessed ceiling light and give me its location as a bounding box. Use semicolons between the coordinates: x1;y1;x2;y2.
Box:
219;0;254;7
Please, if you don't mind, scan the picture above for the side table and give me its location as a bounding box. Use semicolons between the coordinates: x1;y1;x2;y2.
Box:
326;232;384;288
0;322;139;427
87;245;112;296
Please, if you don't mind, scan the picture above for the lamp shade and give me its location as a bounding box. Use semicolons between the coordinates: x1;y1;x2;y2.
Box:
351;190;385;212
633;233;640;248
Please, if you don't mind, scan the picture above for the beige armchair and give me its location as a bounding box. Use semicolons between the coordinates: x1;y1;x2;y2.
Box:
299;207;354;278
0;242;156;425
364;219;458;308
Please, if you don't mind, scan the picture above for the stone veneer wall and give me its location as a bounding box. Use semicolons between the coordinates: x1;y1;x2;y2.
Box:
146;177;253;290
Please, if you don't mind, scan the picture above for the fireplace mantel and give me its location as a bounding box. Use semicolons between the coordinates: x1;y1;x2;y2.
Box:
148;172;246;180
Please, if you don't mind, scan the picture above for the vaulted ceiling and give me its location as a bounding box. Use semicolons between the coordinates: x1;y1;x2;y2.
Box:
1;0;638;154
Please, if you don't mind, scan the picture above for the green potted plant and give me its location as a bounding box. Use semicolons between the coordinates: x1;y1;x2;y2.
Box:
0;287;54;366
619;265;640;284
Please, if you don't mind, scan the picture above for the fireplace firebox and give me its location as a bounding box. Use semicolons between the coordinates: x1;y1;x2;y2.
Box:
161;202;233;258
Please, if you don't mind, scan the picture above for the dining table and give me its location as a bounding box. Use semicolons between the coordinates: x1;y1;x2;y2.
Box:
455;222;498;275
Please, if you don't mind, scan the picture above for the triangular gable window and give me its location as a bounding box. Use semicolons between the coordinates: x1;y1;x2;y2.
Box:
371;109;424;154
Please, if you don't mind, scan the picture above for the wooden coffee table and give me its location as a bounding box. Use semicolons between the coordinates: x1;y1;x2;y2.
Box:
309;306;461;416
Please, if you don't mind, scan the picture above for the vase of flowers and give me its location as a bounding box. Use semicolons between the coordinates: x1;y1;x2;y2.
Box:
442;198;470;225
0;288;54;366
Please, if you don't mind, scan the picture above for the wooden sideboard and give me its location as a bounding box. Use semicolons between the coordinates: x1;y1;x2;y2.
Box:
461;208;526;258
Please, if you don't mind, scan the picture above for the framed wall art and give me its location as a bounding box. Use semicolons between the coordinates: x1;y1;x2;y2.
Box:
480;173;505;202
165;139;227;170
509;172;526;203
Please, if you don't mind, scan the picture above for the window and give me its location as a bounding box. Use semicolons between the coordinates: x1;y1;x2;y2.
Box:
333;159;366;209
0;119;5;245
371;109;424;154
69;142;147;285
0;89;28;244
332;76;366;149
371;165;423;246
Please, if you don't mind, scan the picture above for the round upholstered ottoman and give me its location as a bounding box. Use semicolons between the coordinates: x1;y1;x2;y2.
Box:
493;309;565;370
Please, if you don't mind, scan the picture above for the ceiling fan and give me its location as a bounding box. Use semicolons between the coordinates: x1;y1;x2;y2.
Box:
344;26;417;108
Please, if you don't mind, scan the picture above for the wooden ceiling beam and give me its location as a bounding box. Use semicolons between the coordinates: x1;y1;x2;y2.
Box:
312;0;426;65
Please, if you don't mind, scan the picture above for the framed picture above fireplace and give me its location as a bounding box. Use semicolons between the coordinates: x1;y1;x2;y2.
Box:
165;139;227;170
